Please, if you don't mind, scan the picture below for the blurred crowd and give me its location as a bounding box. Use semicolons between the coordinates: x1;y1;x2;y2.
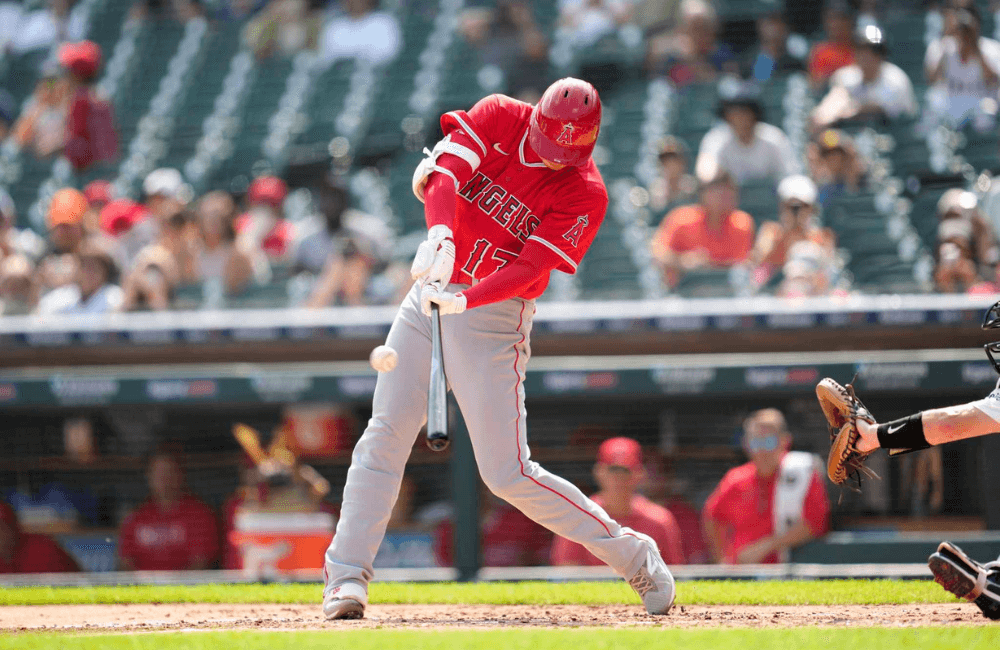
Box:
644;0;1000;297
4;0;1000;316
0;407;835;573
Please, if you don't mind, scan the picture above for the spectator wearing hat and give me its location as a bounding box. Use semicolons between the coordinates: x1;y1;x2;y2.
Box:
0;188;45;263
702;409;829;565
551;437;685;566
807;2;856;87
59;40;118;172
926;6;1000;130
744;10;806;83
0;255;40;315
808;129;867;208
0;499;79;574
935;188;1000;286
119;450;220;571
812;25;917;130
81;179;114;236
11;64;69;160
143;168;192;226
37;237;123;314
99;198;149;270
695;84;795;186
192;191;259;298
37;188;88;291
651;170;756;288
236;175;293;260
750;175;836;282
648;137;697;215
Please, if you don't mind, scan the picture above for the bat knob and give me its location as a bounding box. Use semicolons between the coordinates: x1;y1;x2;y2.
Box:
427;435;449;452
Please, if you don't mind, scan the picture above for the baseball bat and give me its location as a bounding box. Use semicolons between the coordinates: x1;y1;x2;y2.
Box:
427;301;450;451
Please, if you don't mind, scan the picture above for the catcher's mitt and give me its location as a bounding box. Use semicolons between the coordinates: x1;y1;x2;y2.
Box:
815;377;880;488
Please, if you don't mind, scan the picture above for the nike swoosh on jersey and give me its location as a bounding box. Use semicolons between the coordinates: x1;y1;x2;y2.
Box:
493;143;510;155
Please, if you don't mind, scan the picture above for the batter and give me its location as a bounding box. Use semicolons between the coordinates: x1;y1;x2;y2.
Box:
322;78;675;620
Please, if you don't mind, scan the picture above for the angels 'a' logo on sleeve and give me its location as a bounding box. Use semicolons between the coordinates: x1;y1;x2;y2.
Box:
563;215;589;247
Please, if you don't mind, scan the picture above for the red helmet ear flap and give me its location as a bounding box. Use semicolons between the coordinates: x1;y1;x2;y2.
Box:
528;78;602;166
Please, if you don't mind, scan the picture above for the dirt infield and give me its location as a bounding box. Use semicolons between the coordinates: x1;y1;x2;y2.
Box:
0;603;992;633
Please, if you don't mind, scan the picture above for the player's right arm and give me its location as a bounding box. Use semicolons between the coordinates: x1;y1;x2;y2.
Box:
410;96;504;286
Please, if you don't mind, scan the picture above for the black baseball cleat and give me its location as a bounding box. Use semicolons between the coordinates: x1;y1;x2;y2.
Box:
928;541;1000;620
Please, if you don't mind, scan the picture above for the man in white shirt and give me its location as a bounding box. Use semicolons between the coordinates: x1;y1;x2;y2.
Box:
925;7;1000;129
319;0;401;67
812;24;918;129
695;84;796;185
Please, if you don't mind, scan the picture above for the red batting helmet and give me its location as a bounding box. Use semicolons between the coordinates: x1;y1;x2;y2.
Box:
528;78;601;167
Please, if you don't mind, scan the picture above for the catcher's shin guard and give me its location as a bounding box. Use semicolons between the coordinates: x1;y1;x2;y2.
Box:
929;541;1000;620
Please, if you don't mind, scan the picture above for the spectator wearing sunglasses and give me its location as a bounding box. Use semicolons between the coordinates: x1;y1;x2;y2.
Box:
702;409;829;564
550;437;685;566
748;175;836;288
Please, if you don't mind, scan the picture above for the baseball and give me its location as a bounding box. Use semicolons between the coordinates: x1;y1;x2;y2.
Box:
369;345;399;373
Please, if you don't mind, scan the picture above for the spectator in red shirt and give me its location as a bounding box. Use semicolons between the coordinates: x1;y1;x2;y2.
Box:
434;486;552;567
118;451;220;571
0;500;79;574
551;437;685;566
651;170;755;288
235;176;293;260
59;40;118;172
702;409;829;564
807;2;855;87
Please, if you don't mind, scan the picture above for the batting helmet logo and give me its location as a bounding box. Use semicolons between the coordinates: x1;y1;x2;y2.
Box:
556;123;576;145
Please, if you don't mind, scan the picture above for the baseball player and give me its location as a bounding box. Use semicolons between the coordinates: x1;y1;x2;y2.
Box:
816;299;1000;620
321;78;675;620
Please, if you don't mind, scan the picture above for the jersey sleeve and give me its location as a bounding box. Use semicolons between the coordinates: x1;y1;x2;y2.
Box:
525;183;608;274
437;94;504;180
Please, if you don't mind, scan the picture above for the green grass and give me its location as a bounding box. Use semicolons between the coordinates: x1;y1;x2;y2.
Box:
0;580;956;607
4;628;1000;650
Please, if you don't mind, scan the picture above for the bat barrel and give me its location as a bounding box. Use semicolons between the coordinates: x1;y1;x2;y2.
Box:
427;303;449;451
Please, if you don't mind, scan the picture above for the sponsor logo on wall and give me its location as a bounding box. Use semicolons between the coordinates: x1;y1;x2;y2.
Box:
49;376;120;405
651;367;716;394
250;374;313;402
145;380;218;401
745;367;819;388
542;371;620;392
855;362;929;390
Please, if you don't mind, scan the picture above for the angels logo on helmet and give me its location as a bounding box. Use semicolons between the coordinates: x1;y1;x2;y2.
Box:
556;123;576;145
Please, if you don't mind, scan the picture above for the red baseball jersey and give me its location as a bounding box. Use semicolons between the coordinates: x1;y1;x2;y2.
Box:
550;494;685;566
437;94;608;300
702;458;829;564
118;494;220;571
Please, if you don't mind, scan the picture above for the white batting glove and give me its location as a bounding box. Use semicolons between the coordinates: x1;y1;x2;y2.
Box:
410;225;455;286
421;283;467;317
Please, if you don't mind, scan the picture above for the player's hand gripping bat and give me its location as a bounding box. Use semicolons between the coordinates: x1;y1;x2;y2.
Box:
426;284;450;452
